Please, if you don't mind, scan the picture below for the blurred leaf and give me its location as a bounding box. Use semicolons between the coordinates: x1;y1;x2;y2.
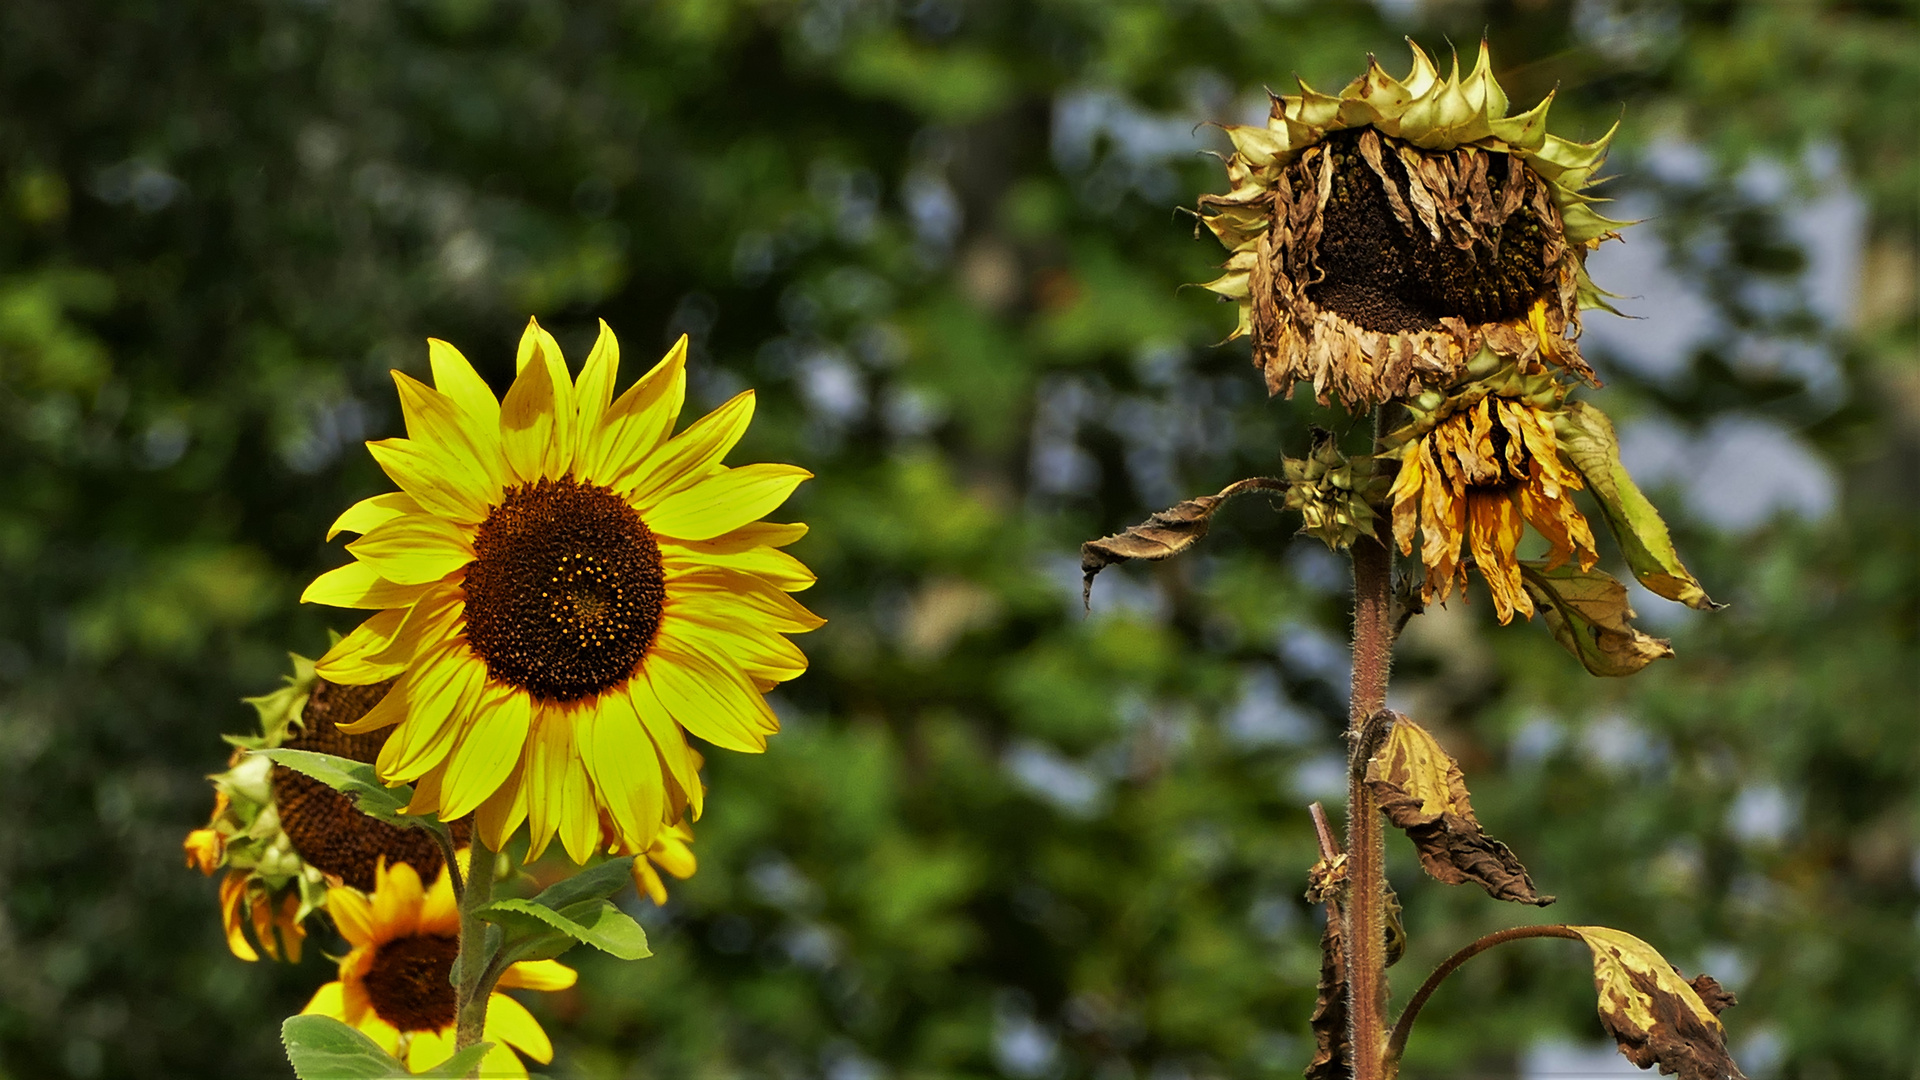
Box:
478;898;651;961
1568;926;1747;1080
281;1014;491;1080
1518;560;1675;677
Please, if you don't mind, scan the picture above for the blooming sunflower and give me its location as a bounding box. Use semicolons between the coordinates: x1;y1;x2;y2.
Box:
303;319;820;864
1386;385;1597;623
302;859;574;1078
1196;40;1625;408
185;655;468;960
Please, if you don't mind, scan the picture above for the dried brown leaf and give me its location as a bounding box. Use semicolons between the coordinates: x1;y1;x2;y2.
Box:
1305;900;1349;1080
1080;478;1285;609
1570;926;1748;1080
1518;561;1675;677
1364;711;1554;906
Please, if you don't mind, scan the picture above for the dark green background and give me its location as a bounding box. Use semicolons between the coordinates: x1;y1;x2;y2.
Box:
0;1;1914;1077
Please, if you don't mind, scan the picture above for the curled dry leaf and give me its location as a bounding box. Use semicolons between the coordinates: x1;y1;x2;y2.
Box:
1364;711;1554;906
1080;477;1286;609
1519;561;1674;677
1553;402;1720;610
1304;860;1349;1080
1570;926;1747;1080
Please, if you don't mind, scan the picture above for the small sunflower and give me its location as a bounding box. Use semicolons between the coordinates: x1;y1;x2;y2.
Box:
304;319;820;864
302;859;574;1078
1386;382;1597;623
1197;40;1625;408
631;819;697;905
186;655;467;960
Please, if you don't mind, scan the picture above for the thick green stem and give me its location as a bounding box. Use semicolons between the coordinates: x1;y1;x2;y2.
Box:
1383;925;1583;1076
1345;530;1395;1080
452;834;496;1067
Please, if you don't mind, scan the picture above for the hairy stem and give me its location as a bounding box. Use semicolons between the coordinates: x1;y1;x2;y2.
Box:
1383;925;1583;1075
1345;531;1394;1080
452;834;496;1068
433;826;465;905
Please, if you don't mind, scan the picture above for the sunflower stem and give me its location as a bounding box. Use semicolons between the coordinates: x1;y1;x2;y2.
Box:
1344;411;1396;1080
452;833;495;1071
1382;925;1582;1077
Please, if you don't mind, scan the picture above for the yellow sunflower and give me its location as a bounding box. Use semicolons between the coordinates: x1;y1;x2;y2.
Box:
1387;393;1597;623
302;859;574;1077
303;319;820;863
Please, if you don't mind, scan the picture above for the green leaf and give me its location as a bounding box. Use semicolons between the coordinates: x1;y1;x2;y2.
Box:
477;897;652;961
1519;562;1674;677
281;1014;492;1079
410;1042;497;1080
528;856;635;910
261;749;449;841
1554;402;1719;610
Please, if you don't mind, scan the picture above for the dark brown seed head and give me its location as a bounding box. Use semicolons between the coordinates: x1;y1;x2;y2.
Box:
270;677;471;891
1308;129;1557;333
463;477;666;702
362;934;460;1032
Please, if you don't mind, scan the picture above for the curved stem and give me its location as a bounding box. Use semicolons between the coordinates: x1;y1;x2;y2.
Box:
1383;924;1583;1072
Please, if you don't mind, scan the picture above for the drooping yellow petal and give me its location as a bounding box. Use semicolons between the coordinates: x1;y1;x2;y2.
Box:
524;703;576;861
645;637;778;753
439;681;533;820
219;872;260;961
626;678;704;821
303;560;434;611
667;567;826;634
585;336;687;488
496;959;577;991
428;338;501;436
403;756;447;816
363;580;466;669
345;514;474;585
645;464;812;542
475;746;530;853
327;492;423;541
484;992;554;1063
620;389;755;506
374;644;488;781
365;438;492;524
662;542;816;592
315;608;409;684
557;754;600;864
670;615;810;683
579;690;666;852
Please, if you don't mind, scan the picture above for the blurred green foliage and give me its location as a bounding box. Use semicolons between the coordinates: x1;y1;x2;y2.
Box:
0;1;1914;1078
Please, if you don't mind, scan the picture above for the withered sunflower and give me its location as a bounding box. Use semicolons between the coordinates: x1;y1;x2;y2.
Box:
302;859;574;1077
1386;387;1597;623
1197;40;1624;408
304;319;820;864
185;655;468;961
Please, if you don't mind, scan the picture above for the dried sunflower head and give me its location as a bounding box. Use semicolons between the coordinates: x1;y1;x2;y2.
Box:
1197;40;1624;409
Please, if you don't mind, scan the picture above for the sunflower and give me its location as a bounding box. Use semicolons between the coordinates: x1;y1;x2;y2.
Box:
1386;390;1597;623
303;319;820;864
1196;40;1626;408
186;655;468;960
302;859;574;1078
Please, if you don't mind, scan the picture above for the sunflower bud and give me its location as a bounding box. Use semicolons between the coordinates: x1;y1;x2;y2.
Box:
1198;40;1626;409
1282;430;1392;550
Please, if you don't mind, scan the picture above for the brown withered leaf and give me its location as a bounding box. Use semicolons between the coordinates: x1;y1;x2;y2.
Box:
1081;477;1285;609
1304;899;1349;1080
1569;926;1747;1080
1518;561;1675;677
1364;711;1554;906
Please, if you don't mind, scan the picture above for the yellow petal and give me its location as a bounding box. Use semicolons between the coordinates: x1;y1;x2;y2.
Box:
328;886;376;947
496;959;577;991
364;579;467;668
219;873;259;961
572;320;620;468
625;679;704;821
345;514;474;586
315;608;409;684
557;754;599;864
439;681;532;820
393;370;505;496
420;864;459;934
620;389;754;506
406;1027;457;1074
663;542;816;592
484;993;554;1063
633;859;668;905
327;492;423;541
645;463;812;542
478;1040;528;1079
668;566;826;633
475;743;530;853
580;690;666;852
689;520;808;552
366;438;490;524
498;339;558;485
302;560;433;611
524;703;575;862
372;861;425;941
514;317;574;479
669;614;810;682
334;677;409;736
645;640;777;754
375;645;488;782
301;980;347;1018
403;757;447;816
585;335;686;487
428;337;501;435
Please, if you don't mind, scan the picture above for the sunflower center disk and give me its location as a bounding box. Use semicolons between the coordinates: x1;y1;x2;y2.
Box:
363;934;460;1032
464;477;666;702
1309;129;1557;334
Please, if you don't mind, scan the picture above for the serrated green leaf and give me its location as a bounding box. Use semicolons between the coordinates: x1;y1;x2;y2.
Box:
1554;402;1718;610
477;897;651;960
410;1042;496;1079
262;749;448;841
282;1015;492;1079
528;856;635;910
1519;561;1674;677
